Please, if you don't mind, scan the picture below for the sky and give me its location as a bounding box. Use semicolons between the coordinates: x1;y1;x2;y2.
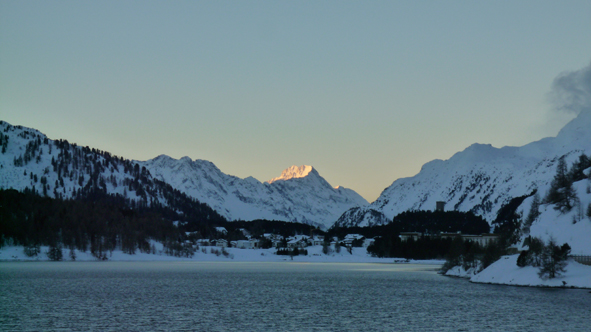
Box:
1;1;591;202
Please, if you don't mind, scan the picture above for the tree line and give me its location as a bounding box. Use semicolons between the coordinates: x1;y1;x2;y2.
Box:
0;188;325;259
328;210;491;260
543;154;591;219
0;189;183;259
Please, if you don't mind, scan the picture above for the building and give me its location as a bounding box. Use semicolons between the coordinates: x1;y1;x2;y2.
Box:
462;234;499;247
401;231;500;246
235;239;259;249
311;236;324;246
343;234;364;245
287;238;308;249
440;232;499;246
399;232;422;242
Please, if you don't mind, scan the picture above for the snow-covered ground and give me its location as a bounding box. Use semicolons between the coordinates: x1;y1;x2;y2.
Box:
6;244;590;289
517;177;591;255
446;254;591;289
0;245;443;265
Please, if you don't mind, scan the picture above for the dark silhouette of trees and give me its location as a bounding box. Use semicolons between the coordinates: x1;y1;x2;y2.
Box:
492;192;534;245
517;236;571;279
567;154;591;183
0;188;218;258
523;192;541;234
367;235;454;260
392;210;490;235
545;157;578;213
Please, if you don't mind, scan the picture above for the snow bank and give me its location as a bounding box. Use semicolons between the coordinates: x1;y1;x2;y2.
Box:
469;254;591;289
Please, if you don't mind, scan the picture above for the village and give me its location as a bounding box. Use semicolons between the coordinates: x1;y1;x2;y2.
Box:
189;227;376;252
183;223;502;255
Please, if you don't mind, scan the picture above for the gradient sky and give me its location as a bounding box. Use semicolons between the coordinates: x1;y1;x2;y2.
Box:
2;1;591;201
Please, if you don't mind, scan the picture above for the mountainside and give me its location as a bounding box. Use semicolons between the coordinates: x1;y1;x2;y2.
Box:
334;111;591;228
0;120;367;229
0;121;225;222
139;158;368;229
517;176;591;255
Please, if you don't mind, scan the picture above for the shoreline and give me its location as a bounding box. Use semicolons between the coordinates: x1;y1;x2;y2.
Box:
0;245;444;265
7;245;590;290
445;254;591;290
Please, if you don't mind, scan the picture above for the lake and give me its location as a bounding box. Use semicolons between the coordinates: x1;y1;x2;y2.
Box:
1;261;590;331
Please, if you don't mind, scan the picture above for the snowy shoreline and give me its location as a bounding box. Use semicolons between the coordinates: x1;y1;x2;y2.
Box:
0;245;444;265
445;254;591;289
5;245;591;290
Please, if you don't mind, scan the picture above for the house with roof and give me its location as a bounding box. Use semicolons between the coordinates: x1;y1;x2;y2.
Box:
343;234;365;246
235;239;260;249
287;237;308;249
311;236;324;246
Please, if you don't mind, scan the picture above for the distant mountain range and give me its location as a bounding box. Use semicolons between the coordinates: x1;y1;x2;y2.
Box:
2;110;590;231
333;111;591;228
0;121;366;229
139;158;367;228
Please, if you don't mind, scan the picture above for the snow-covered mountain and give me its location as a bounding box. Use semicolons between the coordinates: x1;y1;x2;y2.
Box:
0;121;225;221
139;158;368;228
0;122;133;199
333;111;591;228
0;121;367;229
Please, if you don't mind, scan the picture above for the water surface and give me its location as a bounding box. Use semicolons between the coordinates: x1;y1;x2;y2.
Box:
1;261;590;331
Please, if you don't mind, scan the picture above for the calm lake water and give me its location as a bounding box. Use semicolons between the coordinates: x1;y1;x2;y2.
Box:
1;261;590;331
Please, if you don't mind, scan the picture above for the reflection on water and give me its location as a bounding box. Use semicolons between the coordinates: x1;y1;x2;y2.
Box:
1;262;590;331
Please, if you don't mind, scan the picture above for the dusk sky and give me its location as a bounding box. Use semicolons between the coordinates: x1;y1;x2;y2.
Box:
2;1;590;201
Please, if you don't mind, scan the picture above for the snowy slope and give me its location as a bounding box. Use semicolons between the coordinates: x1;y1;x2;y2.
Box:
450;254;591;289
0;122;136;200
0;121;225;221
517;174;591;255
334;111;591;227
139;157;368;228
0;121;366;228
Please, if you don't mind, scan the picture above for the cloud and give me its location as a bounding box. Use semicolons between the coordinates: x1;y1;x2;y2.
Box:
548;61;591;115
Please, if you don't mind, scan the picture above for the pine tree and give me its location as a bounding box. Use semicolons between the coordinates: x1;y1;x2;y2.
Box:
546;157;578;213
567;154;591;182
322;240;331;255
47;244;63;261
523;192;541;233
538;239;570;279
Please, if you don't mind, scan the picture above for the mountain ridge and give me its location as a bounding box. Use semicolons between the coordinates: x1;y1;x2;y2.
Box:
139;157;368;229
0;121;366;229
333;111;591;228
0;121;225;223
267;165;316;183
